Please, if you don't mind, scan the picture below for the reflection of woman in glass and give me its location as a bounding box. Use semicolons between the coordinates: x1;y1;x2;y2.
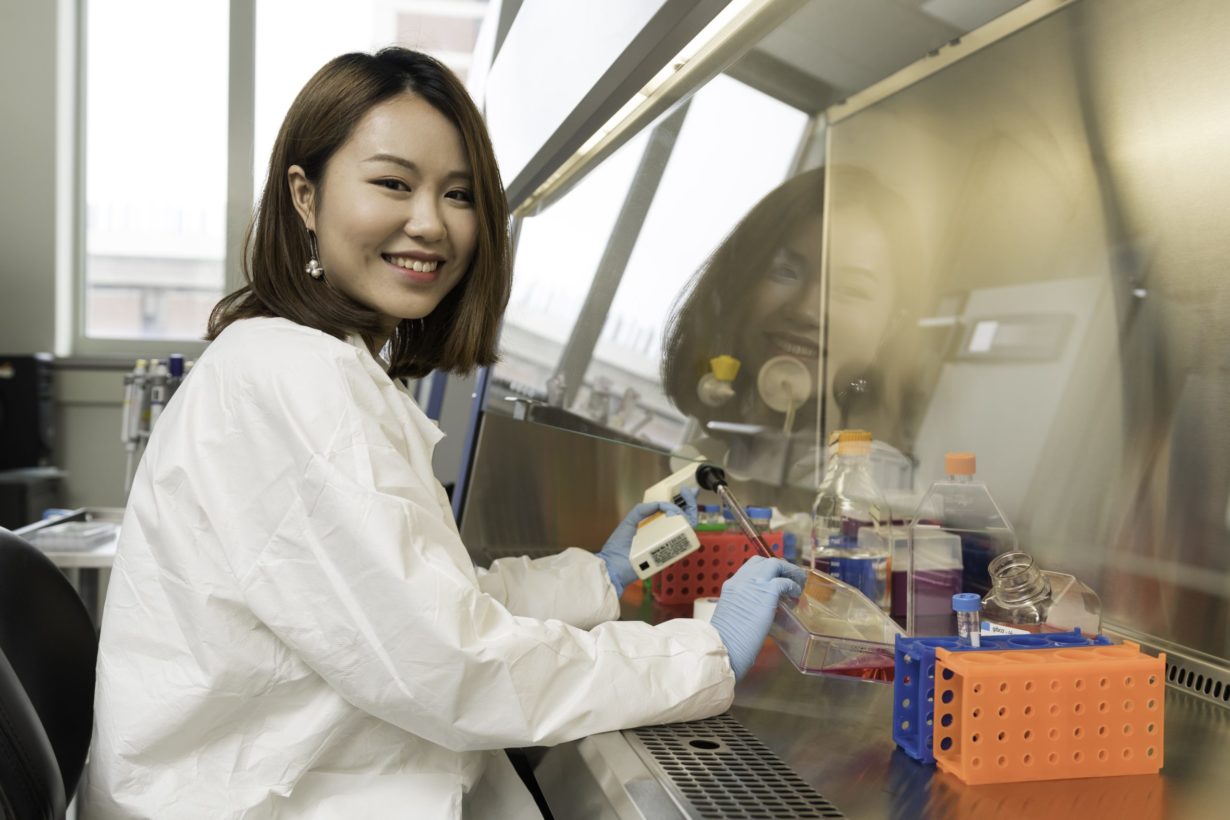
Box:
661;166;921;512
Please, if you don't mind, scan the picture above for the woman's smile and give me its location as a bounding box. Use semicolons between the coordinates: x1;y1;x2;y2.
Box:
765;330;820;360
383;251;445;283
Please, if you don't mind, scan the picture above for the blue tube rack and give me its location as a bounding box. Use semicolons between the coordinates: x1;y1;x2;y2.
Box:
893;630;1112;764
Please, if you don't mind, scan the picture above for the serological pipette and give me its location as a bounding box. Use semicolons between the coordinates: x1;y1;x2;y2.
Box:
695;464;776;559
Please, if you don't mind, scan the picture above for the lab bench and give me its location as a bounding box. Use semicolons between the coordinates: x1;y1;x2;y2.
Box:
15;506;120;627
14;514;1228;816
535;599;1230;819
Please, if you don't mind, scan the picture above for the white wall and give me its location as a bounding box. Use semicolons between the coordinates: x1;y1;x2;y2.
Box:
0;2;128;514
56;367;128;509
0;0;61;354
431;371;479;492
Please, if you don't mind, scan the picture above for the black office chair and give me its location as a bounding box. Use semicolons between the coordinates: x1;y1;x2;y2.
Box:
0;527;98;820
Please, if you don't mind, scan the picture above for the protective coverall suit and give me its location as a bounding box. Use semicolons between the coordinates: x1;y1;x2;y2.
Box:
85;317;735;818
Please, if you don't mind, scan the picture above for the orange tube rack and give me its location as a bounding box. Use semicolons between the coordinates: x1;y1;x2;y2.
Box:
933;641;1165;784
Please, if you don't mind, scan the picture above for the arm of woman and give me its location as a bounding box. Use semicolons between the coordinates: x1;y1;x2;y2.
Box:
470;493;695;627
212;339;733;754
472;549;620;628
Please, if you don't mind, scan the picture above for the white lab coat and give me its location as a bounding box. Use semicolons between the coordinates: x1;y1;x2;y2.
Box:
85;317;735;819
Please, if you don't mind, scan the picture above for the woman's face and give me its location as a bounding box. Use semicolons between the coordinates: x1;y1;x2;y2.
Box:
289;92;478;336
739;211;825;384
738;203;897;413
825;202;898;395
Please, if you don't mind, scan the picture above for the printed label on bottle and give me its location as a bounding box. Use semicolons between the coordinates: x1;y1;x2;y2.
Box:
980;620;1029;636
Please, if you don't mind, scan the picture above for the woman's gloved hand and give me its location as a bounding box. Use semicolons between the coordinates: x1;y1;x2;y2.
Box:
597;487;698;597
709;557;807;681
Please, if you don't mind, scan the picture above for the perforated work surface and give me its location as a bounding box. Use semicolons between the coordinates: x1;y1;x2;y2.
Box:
627;713;846;819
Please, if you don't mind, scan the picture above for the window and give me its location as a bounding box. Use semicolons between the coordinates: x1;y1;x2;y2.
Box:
80;0;487;349
83;0;230;342
490;75;809;451
253;1;487;199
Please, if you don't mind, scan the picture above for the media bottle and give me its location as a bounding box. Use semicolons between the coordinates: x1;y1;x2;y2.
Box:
746;506;772;533
811;430;892;610
980;551;1102;635
695;504;725;532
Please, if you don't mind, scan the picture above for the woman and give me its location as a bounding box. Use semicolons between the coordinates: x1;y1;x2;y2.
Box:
85;48;802;818
660;166;922;510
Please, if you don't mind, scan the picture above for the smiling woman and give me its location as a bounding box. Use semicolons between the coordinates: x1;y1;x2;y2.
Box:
286;92;480;345
660;165;922;507
207;48;510;379
661;167;827;429
85;46;801;820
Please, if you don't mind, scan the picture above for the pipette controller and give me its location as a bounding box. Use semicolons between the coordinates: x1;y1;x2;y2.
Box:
628;463;703;579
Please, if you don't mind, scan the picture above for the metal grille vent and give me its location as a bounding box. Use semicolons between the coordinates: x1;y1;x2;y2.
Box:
1166;656;1230;709
1103;627;1230;712
627;713;846;819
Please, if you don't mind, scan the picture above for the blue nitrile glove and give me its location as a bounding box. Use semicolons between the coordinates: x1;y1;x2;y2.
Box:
709;557;807;681
597;487;699;597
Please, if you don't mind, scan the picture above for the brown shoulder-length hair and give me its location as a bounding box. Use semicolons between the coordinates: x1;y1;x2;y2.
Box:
660;167;826;423
660;165;927;452
207;47;511;379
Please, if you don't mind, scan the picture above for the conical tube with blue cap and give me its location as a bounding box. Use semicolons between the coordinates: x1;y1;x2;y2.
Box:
953;592;981;647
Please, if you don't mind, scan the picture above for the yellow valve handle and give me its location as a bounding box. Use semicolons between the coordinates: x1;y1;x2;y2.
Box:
708;354;741;382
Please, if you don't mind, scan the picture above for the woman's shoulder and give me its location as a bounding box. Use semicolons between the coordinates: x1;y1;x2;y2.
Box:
202;317;362;380
187;319;377;419
178;319;365;449
209;316;346;355
197;317;406;423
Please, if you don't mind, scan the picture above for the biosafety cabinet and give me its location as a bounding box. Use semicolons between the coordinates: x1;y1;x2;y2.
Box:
457;1;1230;816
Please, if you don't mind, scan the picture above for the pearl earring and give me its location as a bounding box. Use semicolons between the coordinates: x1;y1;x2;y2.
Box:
305;232;325;280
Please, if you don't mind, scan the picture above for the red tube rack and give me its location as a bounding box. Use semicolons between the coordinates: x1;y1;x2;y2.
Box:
652;531;784;605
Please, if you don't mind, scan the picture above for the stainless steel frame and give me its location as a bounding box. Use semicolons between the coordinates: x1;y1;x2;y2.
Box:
825;0;1077;126
457;411;676;566
823;0;1230;688
1108;626;1230;710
